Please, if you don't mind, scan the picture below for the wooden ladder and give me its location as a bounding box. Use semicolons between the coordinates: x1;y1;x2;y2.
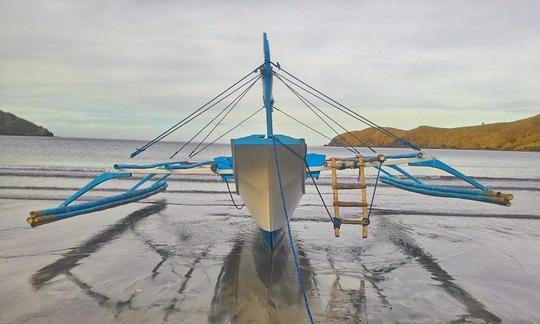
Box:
331;156;370;238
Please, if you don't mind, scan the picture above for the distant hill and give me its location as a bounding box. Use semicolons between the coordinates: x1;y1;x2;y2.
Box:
0;110;54;137
328;114;540;151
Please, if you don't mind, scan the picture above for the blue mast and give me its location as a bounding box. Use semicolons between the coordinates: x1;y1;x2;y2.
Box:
262;33;274;138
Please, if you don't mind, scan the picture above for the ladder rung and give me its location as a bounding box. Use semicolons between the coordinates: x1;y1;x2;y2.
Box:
333;201;369;207
333;183;367;190
341;218;369;225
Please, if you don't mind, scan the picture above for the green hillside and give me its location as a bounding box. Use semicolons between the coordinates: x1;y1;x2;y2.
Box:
329;114;540;151
0;110;54;137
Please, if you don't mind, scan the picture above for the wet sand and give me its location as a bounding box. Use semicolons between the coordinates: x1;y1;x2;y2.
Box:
1;190;540;323
1;137;540;323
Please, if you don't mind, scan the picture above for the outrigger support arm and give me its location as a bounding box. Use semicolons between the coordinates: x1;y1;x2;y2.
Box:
27;160;220;227
27;172;168;227
27;152;512;227
60;172;132;207
324;153;513;207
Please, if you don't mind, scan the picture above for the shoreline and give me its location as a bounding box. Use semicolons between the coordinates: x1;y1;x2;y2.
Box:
325;143;540;152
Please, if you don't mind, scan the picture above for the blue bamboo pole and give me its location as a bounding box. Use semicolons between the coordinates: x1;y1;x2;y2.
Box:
380;176;510;206
114;160;213;170
61;172;132;207
387;164;423;184
27;172;170;227
27;179;168;226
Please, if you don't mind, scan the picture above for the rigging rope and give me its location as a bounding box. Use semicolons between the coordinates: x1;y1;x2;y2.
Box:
275;72;378;153
271;137;315;324
276;72;378;153
224;178;245;210
274;73;365;155
273;67;408;144
273;106;331;141
130;67;261;158
368;163;383;220
188;76;260;158
273;136;335;225
272;66;420;151
273;106;358;155
169;75;261;159
274;136;382;236
189;107;265;158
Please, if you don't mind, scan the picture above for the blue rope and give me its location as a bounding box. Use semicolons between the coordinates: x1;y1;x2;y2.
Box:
368;162;383;219
271;137;315;324
224;177;245;210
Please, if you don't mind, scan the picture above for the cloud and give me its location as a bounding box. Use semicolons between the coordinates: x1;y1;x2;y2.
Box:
1;0;539;144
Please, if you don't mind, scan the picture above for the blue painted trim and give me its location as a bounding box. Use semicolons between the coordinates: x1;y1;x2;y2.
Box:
232;134;304;145
213;156;234;180
306;153;326;179
306;153;325;166
262;33;274;138
259;228;284;250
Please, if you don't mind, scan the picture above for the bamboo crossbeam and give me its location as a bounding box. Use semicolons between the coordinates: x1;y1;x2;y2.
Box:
322;157;422;170
333;201;369;207
341;218;370;225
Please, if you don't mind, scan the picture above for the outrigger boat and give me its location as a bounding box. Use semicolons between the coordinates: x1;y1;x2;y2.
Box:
28;34;513;250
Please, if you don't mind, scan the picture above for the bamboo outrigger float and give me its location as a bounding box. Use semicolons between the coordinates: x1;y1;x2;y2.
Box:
28;34;513;247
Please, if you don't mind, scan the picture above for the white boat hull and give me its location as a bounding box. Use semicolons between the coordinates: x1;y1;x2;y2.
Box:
232;135;306;248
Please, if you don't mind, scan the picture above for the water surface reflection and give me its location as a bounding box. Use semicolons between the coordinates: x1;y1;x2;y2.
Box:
209;232;319;323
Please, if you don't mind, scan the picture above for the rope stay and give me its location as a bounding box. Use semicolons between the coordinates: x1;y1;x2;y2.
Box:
274;72;362;154
275;70;393;150
224;178;245;210
273;106;357;155
271;64;420;151
273;72;366;155
162;73;260;155
273;67;413;148
169;75;261;159
273;106;332;142
273;136;335;225
275;71;377;153
189;107;265;158
130;67;261;158
274;136;383;237
271;137;315;324
187;76;261;158
368;163;383;220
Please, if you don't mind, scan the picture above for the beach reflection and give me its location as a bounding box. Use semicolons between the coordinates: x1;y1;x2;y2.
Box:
209;233;318;323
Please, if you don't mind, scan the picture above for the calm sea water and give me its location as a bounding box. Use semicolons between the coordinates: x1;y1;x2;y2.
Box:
1;135;539;323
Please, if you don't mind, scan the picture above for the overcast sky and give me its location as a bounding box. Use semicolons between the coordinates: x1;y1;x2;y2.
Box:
1;0;539;144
